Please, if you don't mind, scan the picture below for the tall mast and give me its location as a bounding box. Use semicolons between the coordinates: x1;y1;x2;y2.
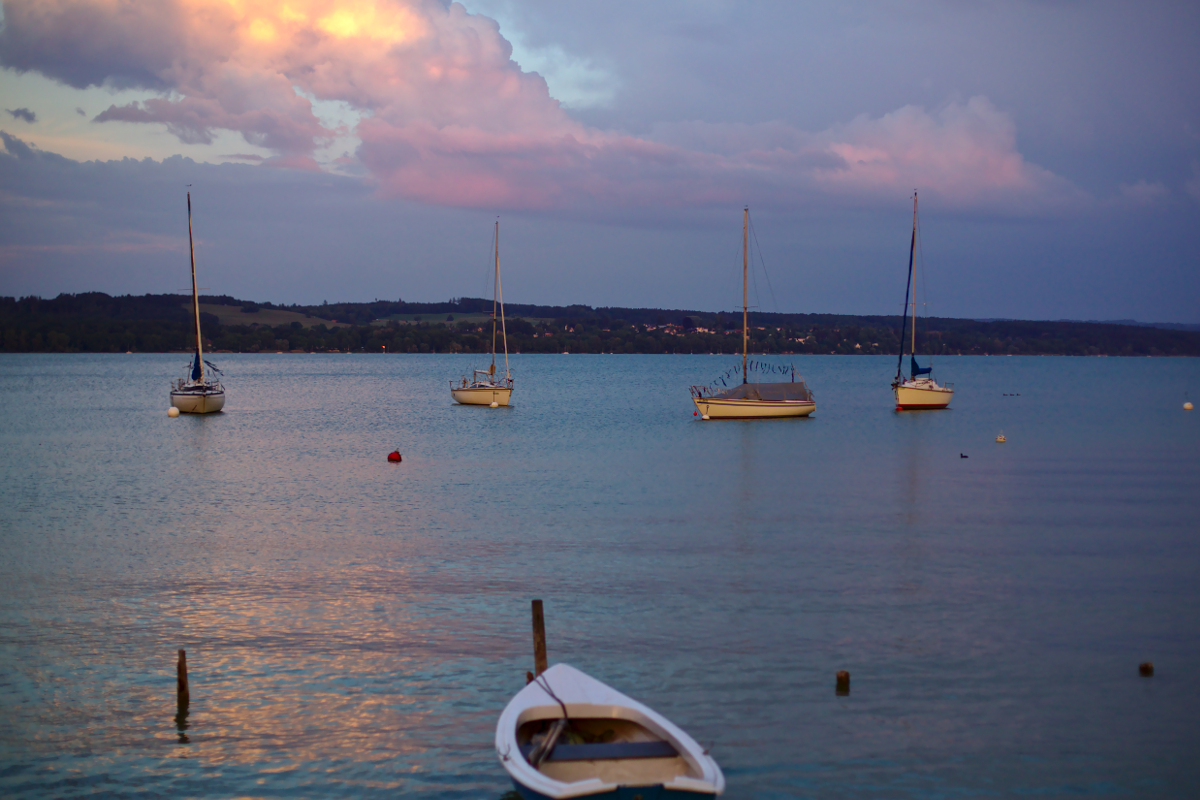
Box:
911;191;918;359
187;191;204;382
490;219;498;376
742;206;748;385
497;221;509;380
896;191;917;382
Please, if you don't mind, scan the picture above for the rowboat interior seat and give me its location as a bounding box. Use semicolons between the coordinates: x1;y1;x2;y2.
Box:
517;717;698;785
518;740;679;762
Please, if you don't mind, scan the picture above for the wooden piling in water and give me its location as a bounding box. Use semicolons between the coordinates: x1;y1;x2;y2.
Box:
177;649;190;705
836;670;850;695
532;599;548;676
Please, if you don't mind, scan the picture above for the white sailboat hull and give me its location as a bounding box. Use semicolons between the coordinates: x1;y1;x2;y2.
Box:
452;386;513;406
894;380;952;410
692;397;815;419
170;389;225;414
496;663;724;799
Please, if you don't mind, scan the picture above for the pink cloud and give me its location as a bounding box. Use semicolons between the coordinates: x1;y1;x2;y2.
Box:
804;98;1088;211
1;0;1090;215
0;231;183;263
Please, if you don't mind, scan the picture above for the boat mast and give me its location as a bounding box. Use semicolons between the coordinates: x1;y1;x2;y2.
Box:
490;219;498;377
187;191;204;382
497;221;510;380
896;191;917;382
742;206;748;385
911;191;918;361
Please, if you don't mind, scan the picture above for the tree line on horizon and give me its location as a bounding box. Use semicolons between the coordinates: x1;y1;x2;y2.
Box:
2;292;1199;357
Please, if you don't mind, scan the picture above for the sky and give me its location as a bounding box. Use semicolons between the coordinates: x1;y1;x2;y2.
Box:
1;0;1198;322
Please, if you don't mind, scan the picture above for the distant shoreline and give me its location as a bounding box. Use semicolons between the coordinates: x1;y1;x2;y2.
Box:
3;293;1199;357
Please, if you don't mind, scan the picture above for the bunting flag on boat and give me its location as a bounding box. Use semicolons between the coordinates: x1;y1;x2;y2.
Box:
698;360;799;395
204;360;222;374
911;356;932;376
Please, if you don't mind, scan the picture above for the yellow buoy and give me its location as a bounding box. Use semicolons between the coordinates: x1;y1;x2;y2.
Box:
1186;402;1194;411
168;407;180;417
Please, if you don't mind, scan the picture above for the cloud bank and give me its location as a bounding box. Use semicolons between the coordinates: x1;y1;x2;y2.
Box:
1;0;1087;214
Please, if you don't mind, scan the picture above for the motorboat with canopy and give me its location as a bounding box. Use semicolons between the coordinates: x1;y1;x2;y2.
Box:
496;663;725;799
891;191;953;410
451;219;513;407
170;191;225;414
689;207;815;419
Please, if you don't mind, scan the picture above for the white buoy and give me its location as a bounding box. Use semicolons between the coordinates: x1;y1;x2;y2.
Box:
1186;402;1194;411
168;407;180;417
490;401;499;408
701;414;710;421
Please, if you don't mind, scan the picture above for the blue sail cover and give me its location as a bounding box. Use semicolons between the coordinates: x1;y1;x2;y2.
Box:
191;351;203;380
911;356;932;376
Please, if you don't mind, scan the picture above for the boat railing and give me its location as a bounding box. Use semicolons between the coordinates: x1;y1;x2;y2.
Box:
173;377;223;392
452;374;514;390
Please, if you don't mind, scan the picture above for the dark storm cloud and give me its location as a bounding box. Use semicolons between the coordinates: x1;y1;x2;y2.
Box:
6;108;37;123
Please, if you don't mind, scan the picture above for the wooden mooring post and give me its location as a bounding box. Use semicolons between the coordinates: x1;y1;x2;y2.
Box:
176;652;188;705
532;599;548;677
176;649;190;713
175;649;191;740
177;649;190;705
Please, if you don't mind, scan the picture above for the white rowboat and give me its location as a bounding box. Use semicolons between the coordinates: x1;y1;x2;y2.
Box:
496;664;724;799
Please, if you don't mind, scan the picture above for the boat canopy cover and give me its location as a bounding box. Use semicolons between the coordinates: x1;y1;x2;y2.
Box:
711;381;814;402
190;351;203;380
910;356;932;376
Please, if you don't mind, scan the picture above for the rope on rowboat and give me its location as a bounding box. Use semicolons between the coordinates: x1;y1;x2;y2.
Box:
526;673;570;767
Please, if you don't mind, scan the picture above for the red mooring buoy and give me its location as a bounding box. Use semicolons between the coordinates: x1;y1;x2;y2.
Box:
387;450;402;463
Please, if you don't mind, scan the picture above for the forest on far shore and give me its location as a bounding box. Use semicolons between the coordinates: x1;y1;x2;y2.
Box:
3;292;1199;357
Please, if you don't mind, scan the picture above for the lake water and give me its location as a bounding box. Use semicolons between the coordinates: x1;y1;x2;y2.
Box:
1;353;1198;799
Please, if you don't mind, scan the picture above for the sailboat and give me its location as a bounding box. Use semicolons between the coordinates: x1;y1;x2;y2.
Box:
892;190;952;410
169;191;225;414
689;207;815;419
451;220;513;407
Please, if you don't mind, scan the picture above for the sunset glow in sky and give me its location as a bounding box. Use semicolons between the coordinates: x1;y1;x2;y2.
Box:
2;1;1198;321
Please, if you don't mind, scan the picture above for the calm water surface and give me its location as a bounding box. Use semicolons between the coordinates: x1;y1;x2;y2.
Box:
1;353;1198;799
